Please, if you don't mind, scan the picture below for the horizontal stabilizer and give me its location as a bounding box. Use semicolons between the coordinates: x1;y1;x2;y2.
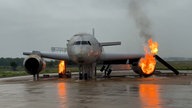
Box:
100;42;121;46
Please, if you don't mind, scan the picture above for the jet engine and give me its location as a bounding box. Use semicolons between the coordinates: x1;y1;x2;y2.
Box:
23;54;46;75
131;62;155;77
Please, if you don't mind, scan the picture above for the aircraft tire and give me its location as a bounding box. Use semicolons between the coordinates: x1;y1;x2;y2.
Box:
84;73;88;80
79;72;83;80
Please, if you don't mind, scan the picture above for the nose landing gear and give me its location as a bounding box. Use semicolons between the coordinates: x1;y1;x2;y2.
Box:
79;64;94;80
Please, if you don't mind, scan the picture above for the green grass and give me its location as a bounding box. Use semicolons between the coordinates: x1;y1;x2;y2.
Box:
0;71;27;78
156;61;192;70
0;67;79;78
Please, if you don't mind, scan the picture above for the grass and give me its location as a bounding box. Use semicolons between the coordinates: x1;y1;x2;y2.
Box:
0;71;27;78
156;61;192;70
0;67;79;78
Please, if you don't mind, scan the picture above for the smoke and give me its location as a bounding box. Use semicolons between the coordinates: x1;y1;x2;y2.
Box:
128;0;152;43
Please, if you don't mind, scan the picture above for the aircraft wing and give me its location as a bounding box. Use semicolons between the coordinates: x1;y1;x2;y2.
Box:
99;53;144;64
23;51;70;60
23;51;144;64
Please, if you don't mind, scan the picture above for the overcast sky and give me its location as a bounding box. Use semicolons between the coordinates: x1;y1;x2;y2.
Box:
0;0;192;58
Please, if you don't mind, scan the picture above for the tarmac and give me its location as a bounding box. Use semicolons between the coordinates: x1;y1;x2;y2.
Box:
0;70;192;108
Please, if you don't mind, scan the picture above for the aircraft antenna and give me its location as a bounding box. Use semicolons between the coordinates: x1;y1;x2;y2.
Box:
92;28;95;37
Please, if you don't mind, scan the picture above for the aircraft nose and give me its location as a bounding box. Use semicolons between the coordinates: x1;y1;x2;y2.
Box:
73;46;86;63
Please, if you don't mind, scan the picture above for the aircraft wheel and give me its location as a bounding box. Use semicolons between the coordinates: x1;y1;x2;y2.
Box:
79;72;83;80
84;73;88;80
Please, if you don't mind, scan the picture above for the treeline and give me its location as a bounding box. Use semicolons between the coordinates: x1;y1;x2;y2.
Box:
0;58;24;66
0;58;60;67
0;57;75;67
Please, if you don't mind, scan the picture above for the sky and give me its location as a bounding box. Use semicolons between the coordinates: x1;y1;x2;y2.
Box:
0;0;192;58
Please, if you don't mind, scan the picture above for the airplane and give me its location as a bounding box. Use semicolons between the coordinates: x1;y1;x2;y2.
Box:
23;33;155;80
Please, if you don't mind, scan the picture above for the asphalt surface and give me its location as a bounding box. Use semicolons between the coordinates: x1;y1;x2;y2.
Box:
0;71;192;108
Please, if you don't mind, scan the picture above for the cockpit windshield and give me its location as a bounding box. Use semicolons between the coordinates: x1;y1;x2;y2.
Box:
73;41;91;45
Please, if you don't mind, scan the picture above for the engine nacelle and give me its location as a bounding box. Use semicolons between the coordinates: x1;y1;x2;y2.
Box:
23;55;46;75
132;62;155;77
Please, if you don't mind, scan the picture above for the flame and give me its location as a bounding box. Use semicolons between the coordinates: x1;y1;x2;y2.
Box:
59;60;66;74
139;38;158;75
148;38;158;54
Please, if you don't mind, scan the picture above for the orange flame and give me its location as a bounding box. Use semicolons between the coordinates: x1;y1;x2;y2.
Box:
148;39;158;54
59;60;66;74
139;38;158;75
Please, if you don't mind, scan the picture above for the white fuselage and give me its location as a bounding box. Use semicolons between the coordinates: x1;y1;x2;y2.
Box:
67;33;102;64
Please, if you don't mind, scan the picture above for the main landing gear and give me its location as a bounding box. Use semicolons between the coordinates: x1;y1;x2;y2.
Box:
79;72;88;80
33;73;39;81
100;64;112;78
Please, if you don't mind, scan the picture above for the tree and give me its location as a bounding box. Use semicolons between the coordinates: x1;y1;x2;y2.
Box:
10;62;18;71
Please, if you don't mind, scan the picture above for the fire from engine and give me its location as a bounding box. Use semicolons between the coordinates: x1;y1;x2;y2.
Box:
139;38;158;75
58;60;66;74
148;39;158;54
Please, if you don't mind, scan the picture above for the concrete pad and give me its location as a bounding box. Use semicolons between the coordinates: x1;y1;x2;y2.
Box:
0;71;192;108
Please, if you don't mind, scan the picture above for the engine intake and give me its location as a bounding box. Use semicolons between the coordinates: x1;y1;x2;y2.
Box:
23;55;46;75
132;62;155;77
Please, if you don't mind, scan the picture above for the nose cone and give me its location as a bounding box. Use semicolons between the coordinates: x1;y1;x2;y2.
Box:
76;52;84;63
71;46;87;64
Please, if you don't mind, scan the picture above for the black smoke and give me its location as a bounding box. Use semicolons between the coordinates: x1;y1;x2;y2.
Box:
128;0;152;43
